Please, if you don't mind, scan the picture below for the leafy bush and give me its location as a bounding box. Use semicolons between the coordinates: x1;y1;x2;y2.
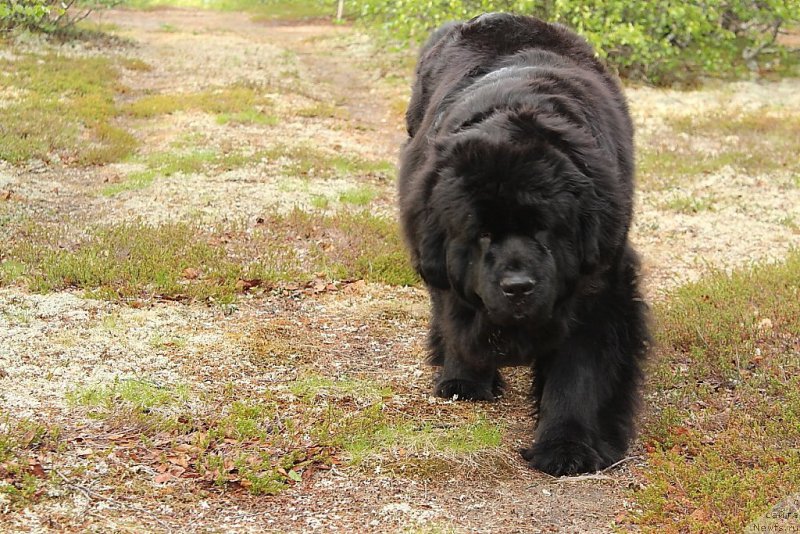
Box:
1;0;119;34
357;0;800;84
0;0;52;32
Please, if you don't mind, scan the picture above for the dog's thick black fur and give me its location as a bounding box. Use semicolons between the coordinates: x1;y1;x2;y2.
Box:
398;13;649;476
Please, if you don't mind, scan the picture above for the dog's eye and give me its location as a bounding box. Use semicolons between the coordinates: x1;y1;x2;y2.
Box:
480;232;492;240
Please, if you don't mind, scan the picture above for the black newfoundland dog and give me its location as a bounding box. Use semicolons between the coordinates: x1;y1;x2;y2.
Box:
398;13;649;476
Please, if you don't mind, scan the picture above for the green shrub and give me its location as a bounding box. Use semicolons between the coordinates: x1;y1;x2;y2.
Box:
0;0;52;32
357;0;800;84
1;0;119;34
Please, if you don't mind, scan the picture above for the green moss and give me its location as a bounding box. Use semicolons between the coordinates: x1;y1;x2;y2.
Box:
61;368;508;496
0;259;27;284
210;401;277;441
79;123;138;166
356;250;420;286
310;194;331;209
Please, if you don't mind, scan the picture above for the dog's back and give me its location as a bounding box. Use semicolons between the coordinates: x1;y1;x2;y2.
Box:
405;13;620;139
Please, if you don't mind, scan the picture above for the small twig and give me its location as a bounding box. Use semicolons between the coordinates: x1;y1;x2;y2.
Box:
54;469;110;501
553;456;641;483
556;473;617;483
743;19;783;68
69;8;95;27
598;455;640;474
53;0;78;26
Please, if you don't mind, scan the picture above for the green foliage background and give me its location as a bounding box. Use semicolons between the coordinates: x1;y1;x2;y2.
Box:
2;0;799;83
0;0;119;33
0;0;53;31
357;0;800;84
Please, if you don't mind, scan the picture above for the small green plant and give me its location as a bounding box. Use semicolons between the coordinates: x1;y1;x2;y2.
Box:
778;215;799;232
295;102;346;119
101;169;157;196
68;378;190;412
3;221;268;302
1;0;52;32
119;57;152;71
660;193;716;214
339;185;377;206
0;259;27;283
310;194;330;209
0;415;60;508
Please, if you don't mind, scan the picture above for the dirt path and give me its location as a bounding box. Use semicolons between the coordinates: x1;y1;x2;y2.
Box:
1;8;799;533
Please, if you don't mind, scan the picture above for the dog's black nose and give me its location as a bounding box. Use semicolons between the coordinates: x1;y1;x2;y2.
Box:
500;275;536;297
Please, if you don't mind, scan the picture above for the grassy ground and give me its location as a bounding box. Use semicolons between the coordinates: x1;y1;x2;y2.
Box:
0;53;136;165
1;210;415;302
1;3;799;532
633;252;800;531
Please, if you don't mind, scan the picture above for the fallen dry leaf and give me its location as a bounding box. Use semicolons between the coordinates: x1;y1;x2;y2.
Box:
235;278;263;292
182;268;202;280
28;459;47;479
154;472;174;484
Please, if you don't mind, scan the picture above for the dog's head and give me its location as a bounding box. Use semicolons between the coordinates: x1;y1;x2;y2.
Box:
417;112;614;326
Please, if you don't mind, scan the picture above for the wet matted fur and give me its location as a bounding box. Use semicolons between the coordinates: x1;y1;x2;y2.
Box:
398;13;649;476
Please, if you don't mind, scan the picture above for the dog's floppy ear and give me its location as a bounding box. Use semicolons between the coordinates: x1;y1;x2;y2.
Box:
416;219;450;289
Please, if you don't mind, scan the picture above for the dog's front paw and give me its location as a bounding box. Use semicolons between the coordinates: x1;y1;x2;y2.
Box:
434;378;497;401
521;439;605;476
